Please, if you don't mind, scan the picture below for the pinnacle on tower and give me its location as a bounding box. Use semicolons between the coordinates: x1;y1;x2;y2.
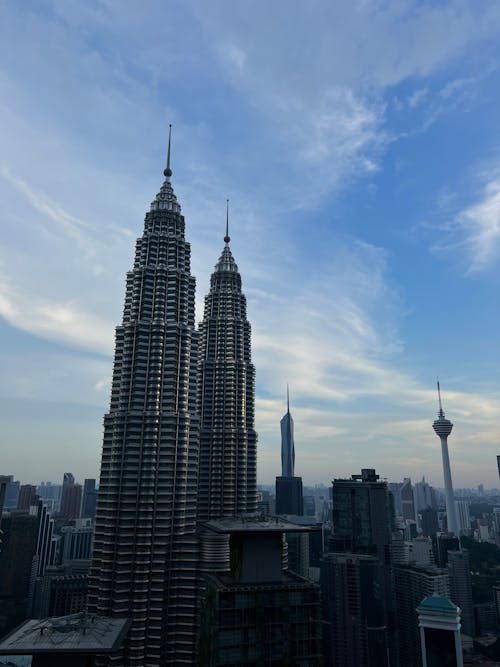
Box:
224;198;230;244
164;123;172;178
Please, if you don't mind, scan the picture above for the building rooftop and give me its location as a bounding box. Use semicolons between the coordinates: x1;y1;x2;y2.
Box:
417;593;458;613
0;614;129;655
200;516;315;534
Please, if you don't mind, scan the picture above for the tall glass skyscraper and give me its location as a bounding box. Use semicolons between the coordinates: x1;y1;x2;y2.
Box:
88;132;200;666
197;207;257;520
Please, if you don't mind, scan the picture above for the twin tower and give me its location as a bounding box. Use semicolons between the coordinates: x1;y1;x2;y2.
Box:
88;130;257;665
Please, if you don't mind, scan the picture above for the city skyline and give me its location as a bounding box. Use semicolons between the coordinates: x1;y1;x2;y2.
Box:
1;2;500;487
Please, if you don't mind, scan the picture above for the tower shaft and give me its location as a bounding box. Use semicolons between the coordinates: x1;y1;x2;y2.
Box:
440;436;459;535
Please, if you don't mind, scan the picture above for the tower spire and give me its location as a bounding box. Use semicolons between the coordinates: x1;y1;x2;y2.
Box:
224;199;230;244
164;123;172;178
287;383;290;413
437;377;444;417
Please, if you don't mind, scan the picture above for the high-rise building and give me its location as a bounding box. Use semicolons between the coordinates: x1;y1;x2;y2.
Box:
281;385;294;477
3;478;20;510
198;517;322;666
88;129;200;666
394;564;449;667
420;507;439;537
401;478;416;522
0;476;9;517
60;483;82;520
434;532;460;568
415;477;437;512
323;469;397;665
0;511;39;636
448;549;475;636
275;388;304;516
455;500;470;534
196;203;257;520
81;478;97;521
60;523;93;563
17;484;37;511
432;381;459;535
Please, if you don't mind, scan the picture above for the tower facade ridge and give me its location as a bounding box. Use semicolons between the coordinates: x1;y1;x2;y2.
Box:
197;222;257;520
88;131;200;665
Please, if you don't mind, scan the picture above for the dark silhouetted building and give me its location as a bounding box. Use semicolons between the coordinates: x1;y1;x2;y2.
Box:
421;507;440;537
322;468;397;666
17;484;37;511
434;532;460;568
0;511;38;636
394;564;450;667
60;483;82;521
448;549;475;636
81;479;97;521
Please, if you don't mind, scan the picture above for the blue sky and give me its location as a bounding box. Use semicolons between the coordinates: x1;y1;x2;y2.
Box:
1;0;500;488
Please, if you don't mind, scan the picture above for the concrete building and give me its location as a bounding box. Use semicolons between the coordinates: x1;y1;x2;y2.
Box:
401;478;416;522
198;517;322;666
196;202;257;520
88;128;201;665
432;381;459;536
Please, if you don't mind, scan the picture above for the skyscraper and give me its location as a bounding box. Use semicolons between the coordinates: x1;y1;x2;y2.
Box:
275;388;303;516
196;203;257;520
88;128;200;666
323;469;398;666
281;385;294;477
432;381;459;535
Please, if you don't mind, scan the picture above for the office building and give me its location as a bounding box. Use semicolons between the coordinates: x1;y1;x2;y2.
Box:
448;549;475;636
434;532;460;568
81;479;97;521
401;478;416;522
60;523;93;563
394;564;449;667
198;517;322;666
417;594;463;667
0;511;39;636
60;483;82;521
196;203;257;521
324;469;397;665
420;507;439;537
88;129;200;665
455;500;470;534
0;476;9;517
432;381;459;535
3;478;20;510
17;484;37;511
415;477;437;512
275;388;304;516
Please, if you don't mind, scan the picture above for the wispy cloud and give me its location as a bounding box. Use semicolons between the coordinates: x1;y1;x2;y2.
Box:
431;170;500;273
